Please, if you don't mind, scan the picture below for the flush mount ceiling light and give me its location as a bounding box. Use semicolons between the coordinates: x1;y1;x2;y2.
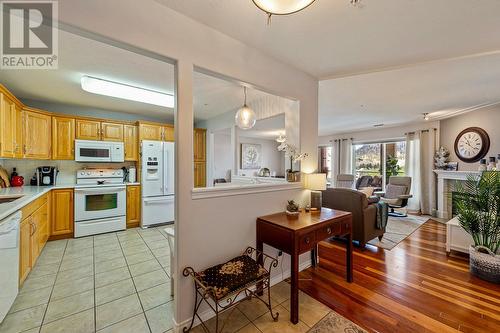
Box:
252;0;317;16
276;133;287;143
423;113;430;121
81;75;174;108
235;87;256;130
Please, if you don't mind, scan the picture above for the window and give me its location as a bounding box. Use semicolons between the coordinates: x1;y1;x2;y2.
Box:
318;146;332;180
354;140;406;188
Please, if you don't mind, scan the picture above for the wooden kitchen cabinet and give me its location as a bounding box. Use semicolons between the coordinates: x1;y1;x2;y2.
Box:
0;88;19;158
19;193;50;285
23;108;52;159
14;104;23;158
76;119;101;140
138;122;163;141
101;122;124;141
50;189;74;239
193;128;206;162
52;116;75;160
163;125;175;142
124;124;138;161
126;185;141;228
19;218;32;284
194;162;206;188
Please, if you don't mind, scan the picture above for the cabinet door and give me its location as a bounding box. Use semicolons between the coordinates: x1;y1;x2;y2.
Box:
193;128;206;162
101;122;124;142
139;123;162;141
23;110;51;159
163;125;175;142
52;116;75;160
37;202;49;253
124;125;138;161
14;104;23;158
126;185;141;228
51;189;74;237
0;92;16;158
76;119;101;140
194;162;206;188
19;218;32;285
30;209;40;265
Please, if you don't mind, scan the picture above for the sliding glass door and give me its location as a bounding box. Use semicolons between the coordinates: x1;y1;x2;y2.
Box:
353;141;406;188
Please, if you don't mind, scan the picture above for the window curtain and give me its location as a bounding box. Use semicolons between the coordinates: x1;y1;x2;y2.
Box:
405;129;437;214
339;139;353;175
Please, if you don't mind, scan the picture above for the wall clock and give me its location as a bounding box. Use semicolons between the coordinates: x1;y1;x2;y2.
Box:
454;127;490;163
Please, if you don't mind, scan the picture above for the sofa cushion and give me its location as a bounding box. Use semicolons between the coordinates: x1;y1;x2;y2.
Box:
358;187;375;197
385;184;407;199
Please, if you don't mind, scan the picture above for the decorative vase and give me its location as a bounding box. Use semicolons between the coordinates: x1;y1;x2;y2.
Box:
469;245;500;284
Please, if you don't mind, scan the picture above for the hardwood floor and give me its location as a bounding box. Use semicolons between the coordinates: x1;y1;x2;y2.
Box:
298;220;500;333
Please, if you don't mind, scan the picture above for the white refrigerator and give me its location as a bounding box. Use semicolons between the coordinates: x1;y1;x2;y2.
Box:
141;140;175;227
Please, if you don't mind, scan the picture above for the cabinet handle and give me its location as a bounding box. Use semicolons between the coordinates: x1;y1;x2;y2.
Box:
327;227;332;235
23;144;27;154
305;237;310;244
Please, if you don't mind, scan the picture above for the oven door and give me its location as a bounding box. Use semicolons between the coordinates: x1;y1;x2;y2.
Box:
75;140;113;162
74;186;126;222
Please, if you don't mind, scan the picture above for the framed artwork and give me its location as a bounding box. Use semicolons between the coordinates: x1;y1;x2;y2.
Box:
241;143;262;169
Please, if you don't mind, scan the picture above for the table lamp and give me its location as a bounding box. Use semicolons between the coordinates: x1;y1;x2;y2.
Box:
306;173;327;210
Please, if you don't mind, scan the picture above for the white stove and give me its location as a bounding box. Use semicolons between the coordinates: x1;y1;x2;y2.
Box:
74;169;126;237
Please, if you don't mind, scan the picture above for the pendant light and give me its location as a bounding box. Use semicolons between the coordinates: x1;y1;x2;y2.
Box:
235;87;256;130
252;0;316;16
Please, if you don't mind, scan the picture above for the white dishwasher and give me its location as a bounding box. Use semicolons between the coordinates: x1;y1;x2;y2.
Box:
0;211;21;322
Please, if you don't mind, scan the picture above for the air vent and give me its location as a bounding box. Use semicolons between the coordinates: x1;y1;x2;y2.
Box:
373;124;384;127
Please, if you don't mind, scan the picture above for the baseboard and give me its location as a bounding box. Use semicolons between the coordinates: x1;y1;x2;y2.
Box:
173;258;312;332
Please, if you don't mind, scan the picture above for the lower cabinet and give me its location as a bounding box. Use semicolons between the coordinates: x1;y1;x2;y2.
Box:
19;193;50;285
50;189;74;239
127;185;141;228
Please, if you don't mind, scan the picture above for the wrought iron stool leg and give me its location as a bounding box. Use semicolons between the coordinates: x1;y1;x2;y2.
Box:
184;288;200;332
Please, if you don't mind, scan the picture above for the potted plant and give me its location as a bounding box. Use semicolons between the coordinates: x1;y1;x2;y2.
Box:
454;171;500;283
277;142;308;182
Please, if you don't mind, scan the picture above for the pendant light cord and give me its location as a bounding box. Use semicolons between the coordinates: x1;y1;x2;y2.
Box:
244;86;248;106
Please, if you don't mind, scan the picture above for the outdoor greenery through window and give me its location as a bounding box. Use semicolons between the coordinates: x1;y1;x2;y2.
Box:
354;141;406;187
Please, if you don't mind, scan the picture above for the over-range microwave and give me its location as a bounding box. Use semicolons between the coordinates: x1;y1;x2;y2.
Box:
75;140;124;163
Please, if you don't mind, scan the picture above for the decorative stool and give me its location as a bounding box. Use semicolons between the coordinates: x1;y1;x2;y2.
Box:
183;247;279;333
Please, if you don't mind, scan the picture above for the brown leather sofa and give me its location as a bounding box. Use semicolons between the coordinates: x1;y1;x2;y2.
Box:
322;188;385;248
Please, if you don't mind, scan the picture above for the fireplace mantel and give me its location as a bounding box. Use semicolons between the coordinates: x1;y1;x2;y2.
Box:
434;169;480;219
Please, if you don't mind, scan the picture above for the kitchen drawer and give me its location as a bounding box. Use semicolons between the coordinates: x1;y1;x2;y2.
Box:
316;222;341;240
21;193;48;219
299;231;316;252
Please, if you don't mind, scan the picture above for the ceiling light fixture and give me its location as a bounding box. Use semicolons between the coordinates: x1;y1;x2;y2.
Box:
423;113;430;121
252;0;316;23
235;87;256;130
81;75;174;108
276;133;287;143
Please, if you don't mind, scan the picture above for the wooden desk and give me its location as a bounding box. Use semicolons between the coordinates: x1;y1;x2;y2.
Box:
256;208;353;324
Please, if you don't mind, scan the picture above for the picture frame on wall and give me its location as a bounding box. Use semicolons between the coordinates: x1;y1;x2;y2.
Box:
241;143;262;169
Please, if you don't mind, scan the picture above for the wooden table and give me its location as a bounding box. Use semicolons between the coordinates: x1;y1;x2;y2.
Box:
256;208;353;324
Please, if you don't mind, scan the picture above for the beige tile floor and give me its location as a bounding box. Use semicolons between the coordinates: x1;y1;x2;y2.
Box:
0;226;174;333
1;225;333;333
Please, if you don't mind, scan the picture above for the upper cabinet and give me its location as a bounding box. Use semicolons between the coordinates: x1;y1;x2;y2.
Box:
23;108;51;160
163;125;175;142
0;86;22;158
101;122;124;142
138;122;163;141
124;124;138;161
193;128;206;162
75;119;102;140
52;116;75;160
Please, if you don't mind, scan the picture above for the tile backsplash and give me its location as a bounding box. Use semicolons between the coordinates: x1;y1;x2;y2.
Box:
1;159;135;184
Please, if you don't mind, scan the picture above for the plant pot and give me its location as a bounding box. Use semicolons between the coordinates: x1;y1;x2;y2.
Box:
469;245;500;284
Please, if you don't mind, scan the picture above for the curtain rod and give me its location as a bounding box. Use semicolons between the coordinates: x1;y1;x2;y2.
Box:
330;138;353;142
404;128;437;135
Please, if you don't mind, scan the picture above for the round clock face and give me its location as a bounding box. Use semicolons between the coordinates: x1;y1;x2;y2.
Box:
454;127;490;163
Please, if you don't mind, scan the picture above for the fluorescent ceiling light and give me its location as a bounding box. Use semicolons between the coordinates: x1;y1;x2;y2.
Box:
81;75;174;108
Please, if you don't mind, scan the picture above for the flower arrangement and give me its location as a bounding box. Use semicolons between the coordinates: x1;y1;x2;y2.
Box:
277;142;308;172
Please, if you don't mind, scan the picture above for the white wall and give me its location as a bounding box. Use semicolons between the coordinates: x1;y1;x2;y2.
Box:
440;106;500;171
237;137;285;177
213;131;232;180
58;1;318;328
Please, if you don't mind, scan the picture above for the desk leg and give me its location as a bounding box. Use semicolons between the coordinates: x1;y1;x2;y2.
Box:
346;232;353;282
290;253;299;324
311;245;318;268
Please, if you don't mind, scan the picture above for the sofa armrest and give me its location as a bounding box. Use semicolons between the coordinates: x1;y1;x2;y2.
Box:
373;191;385;197
367;196;380;204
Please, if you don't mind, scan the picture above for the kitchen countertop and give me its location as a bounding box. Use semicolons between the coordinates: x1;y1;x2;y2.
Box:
0;182;141;223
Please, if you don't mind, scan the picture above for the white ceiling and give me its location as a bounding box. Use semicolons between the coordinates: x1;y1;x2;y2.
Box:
0;30;175;120
237;114;285;140
155;0;500;79
319;53;500;136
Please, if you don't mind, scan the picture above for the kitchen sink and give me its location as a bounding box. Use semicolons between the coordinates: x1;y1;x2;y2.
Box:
0;195;25;204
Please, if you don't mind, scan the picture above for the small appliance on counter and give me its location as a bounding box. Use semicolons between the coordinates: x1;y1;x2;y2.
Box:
36;167;59;186
128;166;136;183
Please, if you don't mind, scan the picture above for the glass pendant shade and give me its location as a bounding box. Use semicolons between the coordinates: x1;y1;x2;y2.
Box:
235;105;256;130
252;0;316;15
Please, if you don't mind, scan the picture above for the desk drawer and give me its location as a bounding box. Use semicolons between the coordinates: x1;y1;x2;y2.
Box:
316;222;341;240
299;231;316;252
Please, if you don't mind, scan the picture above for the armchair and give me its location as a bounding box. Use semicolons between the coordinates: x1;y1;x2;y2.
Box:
376;176;413;217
